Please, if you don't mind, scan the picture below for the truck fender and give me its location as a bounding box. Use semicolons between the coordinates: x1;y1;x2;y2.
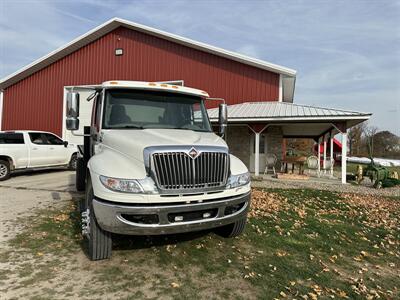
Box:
0;155;15;171
229;154;248;175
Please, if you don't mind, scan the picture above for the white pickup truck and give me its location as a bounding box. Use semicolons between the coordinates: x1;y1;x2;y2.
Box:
0;131;78;180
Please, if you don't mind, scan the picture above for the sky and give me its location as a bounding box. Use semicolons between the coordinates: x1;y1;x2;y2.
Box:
0;0;399;134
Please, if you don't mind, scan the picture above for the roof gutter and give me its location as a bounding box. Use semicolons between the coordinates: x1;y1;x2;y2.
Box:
209;115;372;122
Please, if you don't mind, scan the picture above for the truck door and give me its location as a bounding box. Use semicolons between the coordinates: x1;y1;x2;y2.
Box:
27;132;51;167
0;132;28;168
63;89;95;145
42;133;69;165
90;91;103;155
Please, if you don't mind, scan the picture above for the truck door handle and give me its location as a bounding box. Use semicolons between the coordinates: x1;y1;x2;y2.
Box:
32;147;38;150
49;147;54;150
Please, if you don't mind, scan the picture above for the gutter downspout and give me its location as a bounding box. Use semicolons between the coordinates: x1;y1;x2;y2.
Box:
0;90;3;131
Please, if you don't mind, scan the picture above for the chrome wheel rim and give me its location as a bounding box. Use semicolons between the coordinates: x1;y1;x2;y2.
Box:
70;156;77;169
81;208;90;238
71;158;77;169
0;164;7;178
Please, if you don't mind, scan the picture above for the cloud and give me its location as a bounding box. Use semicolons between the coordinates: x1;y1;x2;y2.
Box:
0;0;399;134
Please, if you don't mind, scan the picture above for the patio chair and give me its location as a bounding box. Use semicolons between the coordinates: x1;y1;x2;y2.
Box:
323;158;335;177
306;155;319;176
264;153;277;175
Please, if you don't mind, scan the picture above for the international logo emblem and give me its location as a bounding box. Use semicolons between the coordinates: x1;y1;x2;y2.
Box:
188;147;199;159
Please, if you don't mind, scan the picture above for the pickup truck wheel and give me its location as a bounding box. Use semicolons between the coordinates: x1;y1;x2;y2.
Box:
215;218;247;238
83;178;112;261
69;154;78;170
0;160;10;181
75;157;86;192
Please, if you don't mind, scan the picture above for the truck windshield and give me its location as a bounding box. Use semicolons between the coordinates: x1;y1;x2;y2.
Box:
102;89;212;132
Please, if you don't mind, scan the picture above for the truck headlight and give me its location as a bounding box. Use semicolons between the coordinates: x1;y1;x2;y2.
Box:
99;176;158;194
226;172;250;189
100;176;144;193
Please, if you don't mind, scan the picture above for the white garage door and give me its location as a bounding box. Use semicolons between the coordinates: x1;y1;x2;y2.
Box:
62;88;95;145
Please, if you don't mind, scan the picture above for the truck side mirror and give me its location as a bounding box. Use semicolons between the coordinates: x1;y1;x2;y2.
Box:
66;92;80;131
218;103;228;139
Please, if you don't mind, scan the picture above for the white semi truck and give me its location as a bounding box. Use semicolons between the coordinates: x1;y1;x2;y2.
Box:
66;81;250;260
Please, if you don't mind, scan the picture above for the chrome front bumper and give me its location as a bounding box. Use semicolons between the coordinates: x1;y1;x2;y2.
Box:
92;191;251;235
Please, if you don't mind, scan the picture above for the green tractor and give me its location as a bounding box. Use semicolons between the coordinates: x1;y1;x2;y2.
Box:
355;139;399;189
356;160;389;189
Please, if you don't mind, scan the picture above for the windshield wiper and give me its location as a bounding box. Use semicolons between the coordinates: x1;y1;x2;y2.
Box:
170;127;192;130
118;125;145;129
170;127;210;132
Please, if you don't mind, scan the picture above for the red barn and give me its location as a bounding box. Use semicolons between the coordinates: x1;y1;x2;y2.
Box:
0;18;370;182
0;18;296;137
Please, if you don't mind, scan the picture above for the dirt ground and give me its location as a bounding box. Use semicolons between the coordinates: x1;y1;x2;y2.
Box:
0;170;76;243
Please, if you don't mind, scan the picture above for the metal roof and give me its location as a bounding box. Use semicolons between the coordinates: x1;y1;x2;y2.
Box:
207;102;371;122
0;17;296;90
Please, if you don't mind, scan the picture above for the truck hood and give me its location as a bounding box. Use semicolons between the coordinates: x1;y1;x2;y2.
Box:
100;129;227;162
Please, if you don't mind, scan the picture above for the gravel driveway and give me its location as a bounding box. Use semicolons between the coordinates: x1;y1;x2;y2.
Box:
252;176;400;197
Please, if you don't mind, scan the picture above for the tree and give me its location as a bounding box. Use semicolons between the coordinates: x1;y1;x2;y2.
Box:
365;125;379;156
348;123;366;156
373;131;400;158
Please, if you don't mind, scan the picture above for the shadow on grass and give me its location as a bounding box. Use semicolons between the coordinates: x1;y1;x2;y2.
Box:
112;229;213;251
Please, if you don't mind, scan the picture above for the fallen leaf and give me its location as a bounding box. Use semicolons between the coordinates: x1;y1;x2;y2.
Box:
171;282;180;288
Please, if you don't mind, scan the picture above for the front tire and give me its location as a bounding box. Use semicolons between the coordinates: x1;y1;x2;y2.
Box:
215;218;247;238
83;177;112;261
0;160;10;181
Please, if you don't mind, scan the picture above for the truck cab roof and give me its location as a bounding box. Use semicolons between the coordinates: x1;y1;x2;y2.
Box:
0;130;63;139
101;81;210;98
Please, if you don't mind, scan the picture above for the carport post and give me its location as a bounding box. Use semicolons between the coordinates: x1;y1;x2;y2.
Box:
255;132;260;176
341;130;348;184
317;137;321;177
248;124;268;176
323;134;327;172
330;135;334;177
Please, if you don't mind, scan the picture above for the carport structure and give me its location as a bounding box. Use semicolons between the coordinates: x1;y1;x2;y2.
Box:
208;102;371;183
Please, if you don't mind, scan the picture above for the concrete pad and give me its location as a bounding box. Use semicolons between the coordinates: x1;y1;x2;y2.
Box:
0;170;79;242
0;169;76;192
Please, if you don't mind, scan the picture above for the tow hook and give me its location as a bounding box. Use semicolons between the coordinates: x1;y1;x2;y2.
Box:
81;209;90;238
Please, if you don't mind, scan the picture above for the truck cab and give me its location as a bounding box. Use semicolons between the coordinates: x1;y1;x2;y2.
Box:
66;81;250;260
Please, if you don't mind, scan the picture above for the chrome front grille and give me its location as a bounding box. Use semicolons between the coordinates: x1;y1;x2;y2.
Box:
151;151;229;191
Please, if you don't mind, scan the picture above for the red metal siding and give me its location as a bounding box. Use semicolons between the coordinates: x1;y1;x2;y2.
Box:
2;27;279;136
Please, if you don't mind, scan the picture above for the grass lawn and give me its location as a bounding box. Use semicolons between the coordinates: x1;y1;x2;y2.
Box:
1;189;399;299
